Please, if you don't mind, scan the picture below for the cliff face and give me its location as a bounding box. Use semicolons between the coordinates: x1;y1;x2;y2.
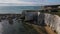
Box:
38;13;60;34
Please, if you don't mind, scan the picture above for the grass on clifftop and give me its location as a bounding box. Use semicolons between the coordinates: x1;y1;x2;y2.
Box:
41;10;60;16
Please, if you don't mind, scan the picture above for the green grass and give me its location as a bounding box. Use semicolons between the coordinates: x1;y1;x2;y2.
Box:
41;10;60;16
22;22;39;34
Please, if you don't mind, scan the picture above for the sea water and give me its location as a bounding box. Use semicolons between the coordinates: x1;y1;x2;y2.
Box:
0;6;40;34
0;6;40;14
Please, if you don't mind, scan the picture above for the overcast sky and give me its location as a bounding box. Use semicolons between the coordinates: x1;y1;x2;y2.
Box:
0;0;60;6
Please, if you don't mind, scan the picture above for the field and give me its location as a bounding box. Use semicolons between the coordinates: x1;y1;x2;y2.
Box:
40;10;60;16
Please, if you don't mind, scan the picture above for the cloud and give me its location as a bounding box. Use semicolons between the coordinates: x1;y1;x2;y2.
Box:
0;0;39;6
0;0;38;4
0;0;40;3
0;0;59;6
